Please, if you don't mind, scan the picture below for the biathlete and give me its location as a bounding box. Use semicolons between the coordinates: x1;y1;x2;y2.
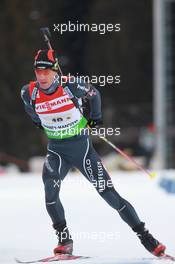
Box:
21;49;166;257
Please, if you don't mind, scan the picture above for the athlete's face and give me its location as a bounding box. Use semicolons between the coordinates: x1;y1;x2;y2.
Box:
35;68;57;89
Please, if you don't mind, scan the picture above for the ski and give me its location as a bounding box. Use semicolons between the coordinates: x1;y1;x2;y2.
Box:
15;252;175;263
15;254;90;263
159;253;175;261
142;253;175;262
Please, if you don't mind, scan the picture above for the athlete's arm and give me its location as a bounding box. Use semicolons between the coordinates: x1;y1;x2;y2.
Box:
21;84;42;128
66;78;102;120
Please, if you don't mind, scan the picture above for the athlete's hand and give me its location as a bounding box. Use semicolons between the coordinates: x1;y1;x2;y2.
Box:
87;118;103;128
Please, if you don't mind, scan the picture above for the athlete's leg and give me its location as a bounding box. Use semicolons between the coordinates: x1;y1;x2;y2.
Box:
72;135;166;255
73;136;141;228
42;147;73;253
42;147;72;228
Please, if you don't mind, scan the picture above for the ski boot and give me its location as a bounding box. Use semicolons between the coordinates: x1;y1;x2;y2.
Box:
53;223;73;255
133;222;166;256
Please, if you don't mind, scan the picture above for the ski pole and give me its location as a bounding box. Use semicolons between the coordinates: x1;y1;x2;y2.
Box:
40;27;63;76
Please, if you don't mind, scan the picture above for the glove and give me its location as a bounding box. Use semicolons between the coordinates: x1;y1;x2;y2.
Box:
33;121;43;130
87;118;103;128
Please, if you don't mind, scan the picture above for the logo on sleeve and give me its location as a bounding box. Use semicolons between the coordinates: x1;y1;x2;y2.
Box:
77;84;89;92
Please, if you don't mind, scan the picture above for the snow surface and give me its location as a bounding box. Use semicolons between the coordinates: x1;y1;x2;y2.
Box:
0;171;174;264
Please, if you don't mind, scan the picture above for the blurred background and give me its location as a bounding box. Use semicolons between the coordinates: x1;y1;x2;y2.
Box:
0;0;175;173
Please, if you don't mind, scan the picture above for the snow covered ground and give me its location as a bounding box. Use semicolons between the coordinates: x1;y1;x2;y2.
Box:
0;171;174;264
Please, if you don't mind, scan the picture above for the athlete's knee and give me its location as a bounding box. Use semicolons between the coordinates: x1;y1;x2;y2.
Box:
98;186;126;210
97;186;116;196
42;152;61;179
93;177;114;194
